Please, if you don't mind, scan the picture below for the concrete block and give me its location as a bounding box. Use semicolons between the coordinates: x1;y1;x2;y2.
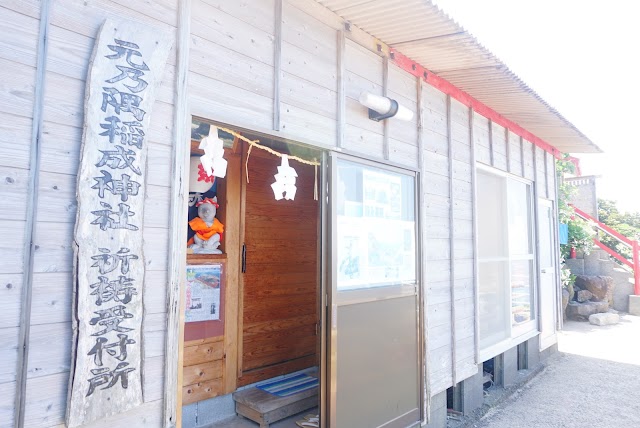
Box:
599;259;614;274
540;343;558;361
629;295;640;316
612;273;633;312
526;336;540;369
196;393;236;426
589;312;620;326
453;364;484;415
182;403;198;428
501;347;518;388
426;391;447;428
565;258;584;275
583;251;602;275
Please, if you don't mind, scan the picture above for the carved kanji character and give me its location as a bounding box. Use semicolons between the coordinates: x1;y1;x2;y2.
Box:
90;247;138;275
96;145;141;176
101;87;146;121
92;170;140;201
90;202;139;231
106;39;149;71
106;65;148;93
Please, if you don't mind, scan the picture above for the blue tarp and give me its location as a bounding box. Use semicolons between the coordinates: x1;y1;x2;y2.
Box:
559;223;569;245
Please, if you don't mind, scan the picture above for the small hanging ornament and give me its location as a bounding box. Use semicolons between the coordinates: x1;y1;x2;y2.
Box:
271;155;298;201
199;126;227;179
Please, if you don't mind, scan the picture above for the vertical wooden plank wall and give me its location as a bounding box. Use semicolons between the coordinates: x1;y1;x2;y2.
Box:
0;2;41;425
0;0;567;423
189;0;275;131
343;39;385;158
421;84;453;395
387;64;419;169
281;0;338;145
2;1;179;426
450;99;475;382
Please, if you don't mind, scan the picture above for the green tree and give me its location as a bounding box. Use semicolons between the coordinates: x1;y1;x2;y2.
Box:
556;155;595;258
597;198;640;262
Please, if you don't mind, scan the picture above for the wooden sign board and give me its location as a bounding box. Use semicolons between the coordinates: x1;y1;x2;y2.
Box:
68;19;171;427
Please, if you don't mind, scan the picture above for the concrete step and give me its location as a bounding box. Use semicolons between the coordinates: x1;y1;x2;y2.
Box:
584;249;610;275
565;258;585;275
599;259;615;275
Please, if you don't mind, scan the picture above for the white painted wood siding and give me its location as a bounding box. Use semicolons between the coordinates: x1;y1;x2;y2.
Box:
0;1;178;426
2;0;565;419
0;2;40;425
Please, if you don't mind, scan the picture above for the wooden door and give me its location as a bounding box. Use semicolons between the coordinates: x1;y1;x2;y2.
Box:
239;146;319;386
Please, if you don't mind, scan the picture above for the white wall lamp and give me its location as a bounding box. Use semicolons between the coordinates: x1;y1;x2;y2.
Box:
359;92;414;122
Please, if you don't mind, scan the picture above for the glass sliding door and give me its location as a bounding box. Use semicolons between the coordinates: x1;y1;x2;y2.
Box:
477;166;536;357
328;155;421;428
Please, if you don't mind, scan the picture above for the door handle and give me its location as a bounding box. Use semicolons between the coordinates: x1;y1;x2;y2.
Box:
242;243;246;273
541;268;548;274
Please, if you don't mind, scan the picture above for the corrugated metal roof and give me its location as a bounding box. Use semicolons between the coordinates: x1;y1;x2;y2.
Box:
316;0;601;153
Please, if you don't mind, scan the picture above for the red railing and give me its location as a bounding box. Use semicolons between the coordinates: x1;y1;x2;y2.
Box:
571;205;640;295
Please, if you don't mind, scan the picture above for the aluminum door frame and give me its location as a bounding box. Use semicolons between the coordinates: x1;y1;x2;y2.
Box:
326;151;423;427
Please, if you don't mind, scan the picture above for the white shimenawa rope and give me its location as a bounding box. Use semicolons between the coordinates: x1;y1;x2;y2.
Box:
219;126;320;200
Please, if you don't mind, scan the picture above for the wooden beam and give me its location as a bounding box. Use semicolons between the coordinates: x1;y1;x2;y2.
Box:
15;1;50;426
520;136;525;177
238;141;249;380
488;119;494;167
416;76;431;424
336;29;346;148
223;153;242;394
273;0;283;131
382;55;390;160
469;106;480;364
544;151;550;199
447;95;457;385
165;0;191;426
505;128;511;174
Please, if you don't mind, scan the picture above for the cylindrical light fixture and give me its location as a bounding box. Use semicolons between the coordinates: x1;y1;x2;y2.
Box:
359;92;414;122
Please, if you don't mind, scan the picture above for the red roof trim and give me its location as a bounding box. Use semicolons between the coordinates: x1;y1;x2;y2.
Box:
389;48;564;160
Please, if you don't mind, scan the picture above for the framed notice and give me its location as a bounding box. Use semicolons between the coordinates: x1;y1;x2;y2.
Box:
336;159;417;290
185;263;223;323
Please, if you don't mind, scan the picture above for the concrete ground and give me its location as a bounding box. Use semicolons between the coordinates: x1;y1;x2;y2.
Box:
474;315;640;428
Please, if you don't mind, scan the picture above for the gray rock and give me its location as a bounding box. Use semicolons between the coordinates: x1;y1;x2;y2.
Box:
574;275;614;302
576;290;593;303
592;300;609;313
566;301;598;321
589;313;620;326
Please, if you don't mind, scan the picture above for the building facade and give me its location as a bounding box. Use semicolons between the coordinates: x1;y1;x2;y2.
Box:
0;0;601;427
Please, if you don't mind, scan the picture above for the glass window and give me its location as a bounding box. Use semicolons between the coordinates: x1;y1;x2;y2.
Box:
479;261;509;348
336;160;416;290
511;260;533;326
477;167;535;351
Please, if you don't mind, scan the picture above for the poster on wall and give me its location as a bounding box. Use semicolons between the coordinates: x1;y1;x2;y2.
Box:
68;18;172;427
336;162;416;290
185;264;223;322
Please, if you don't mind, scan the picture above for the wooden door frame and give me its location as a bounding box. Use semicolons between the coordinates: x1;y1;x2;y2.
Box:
164;0;191;426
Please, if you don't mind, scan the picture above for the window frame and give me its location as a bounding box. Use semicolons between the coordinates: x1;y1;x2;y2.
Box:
476;164;538;359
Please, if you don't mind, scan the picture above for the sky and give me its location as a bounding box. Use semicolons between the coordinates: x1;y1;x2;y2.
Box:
432;0;640;213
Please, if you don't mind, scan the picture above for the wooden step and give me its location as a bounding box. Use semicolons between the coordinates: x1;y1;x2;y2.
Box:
233;386;318;428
